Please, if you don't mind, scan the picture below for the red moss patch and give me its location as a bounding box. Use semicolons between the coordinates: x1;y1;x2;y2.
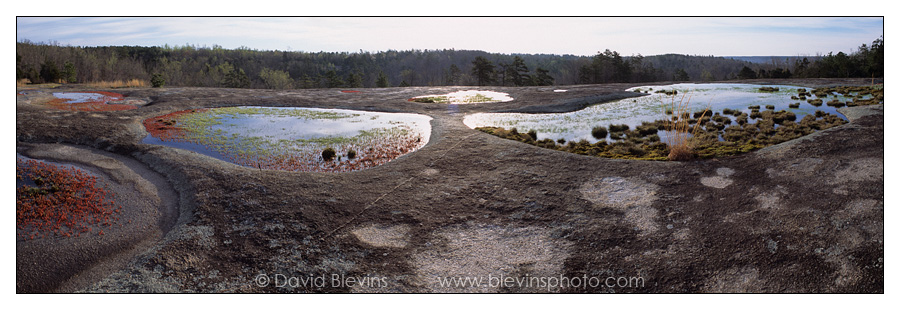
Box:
45;91;138;112
341;90;361;93
16;159;121;239
143;109;209;142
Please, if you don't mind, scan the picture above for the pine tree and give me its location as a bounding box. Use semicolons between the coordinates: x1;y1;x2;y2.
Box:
223;68;250;88
63;61;77;83
471;56;495;86
737;66;757;79
375;71;390;88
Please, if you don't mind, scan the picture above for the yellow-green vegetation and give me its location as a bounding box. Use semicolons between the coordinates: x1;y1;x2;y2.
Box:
654;89;678;96
474;84;873;161
477;108;847;161
476;126;669;160
464;93;495;103
411;93;496;104
411;96;449;103
660;93;709;161
812;85;883;107
691;111;846;158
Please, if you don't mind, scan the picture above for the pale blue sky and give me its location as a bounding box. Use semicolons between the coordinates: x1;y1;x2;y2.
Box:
16;16;883;57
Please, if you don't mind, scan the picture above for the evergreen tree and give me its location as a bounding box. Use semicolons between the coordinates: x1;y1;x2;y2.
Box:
323;70;343;88
375;71;390;88
508;56;530;86
347;72;363;88
39;60;61;83
63;61;77;83
738;66;757;79
444;64;462;85
673;68;689;81
531;67;554;86
471;56;496;86
223;67;250;88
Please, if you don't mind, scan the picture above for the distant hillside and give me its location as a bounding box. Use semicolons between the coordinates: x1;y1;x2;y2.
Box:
724;56;822;65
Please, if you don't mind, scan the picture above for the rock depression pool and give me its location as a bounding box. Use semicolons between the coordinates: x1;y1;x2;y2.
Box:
463;83;870;144
143;106;432;172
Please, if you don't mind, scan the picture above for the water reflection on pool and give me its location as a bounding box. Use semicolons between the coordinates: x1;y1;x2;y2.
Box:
143;106;432;172
464;83;856;144
45;91;137;111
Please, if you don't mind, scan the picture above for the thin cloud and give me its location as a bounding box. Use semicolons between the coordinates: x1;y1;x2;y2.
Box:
16;17;883;56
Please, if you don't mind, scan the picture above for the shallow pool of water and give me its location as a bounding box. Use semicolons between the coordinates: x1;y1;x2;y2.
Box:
45;91;136;111
464;83;853;143
411;90;514;104
143;106;432;172
52;92;112;103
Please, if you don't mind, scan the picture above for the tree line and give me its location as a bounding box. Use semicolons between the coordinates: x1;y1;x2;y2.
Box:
16;37;882;89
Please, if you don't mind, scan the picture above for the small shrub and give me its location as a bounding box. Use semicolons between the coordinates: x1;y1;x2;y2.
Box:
591;126;608;140
826;100;846;108
636;123;659;136
765;105;775;110
151;74;166;88
527;129;538;141
322;148;336;161
788;102;800;108
347;149;357;159
712;115;731;124
608;124;630;132
667;145;693;161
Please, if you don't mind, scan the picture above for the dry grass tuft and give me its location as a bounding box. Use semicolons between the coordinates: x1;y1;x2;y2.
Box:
85;79;149;88
17;79;31;87
661;93;709;161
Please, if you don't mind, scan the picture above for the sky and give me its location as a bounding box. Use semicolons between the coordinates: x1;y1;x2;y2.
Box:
15;16;884;57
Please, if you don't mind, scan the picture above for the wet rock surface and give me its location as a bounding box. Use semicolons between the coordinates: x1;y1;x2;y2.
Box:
16;79;883;293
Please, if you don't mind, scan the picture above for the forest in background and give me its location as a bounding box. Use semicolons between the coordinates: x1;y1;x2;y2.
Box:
16;37;883;89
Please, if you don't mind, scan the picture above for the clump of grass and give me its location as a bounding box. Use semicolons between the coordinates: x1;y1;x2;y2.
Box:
655;89;678;96
826;100;846;108
608;124;629;132
347;149;357;160
759;87;779;92
765;104;775;110
788;102;800;108
661;93;709;161
527;129;538;141
411;96;448;103
590;126;607;139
